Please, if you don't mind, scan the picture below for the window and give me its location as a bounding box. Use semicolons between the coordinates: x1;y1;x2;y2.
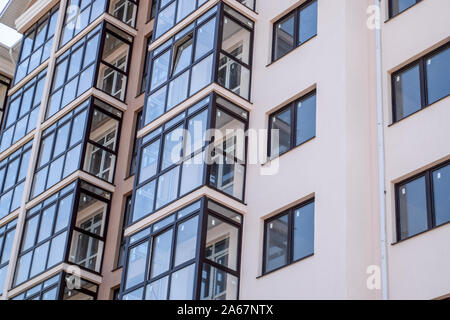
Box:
32;97;122;199
153;0;209;39
272;0;317;61
269;90;316;157
14;6;58;85
117;196;132;267
236;0;255;10
141;37;152;94
48;25;102;119
0;142;32;219
389;0;421;18
11;272;98;300
120;198;242;300
263;199;314;274
0;219;17;294
392;43;449;122
108;0;139;28
96;24;133;101
15;183;76;286
149;0;157;21
129;111;143;176
145;4;254;126
0;75;11;128
0;70;46;152
131;93;248;225
396;161;450;241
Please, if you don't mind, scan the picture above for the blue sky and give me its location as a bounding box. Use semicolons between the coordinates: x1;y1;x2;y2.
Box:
0;0;23;47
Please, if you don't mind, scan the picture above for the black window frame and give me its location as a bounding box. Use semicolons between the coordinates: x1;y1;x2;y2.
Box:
395;160;450;242
119;197;243;300
271;0;317;62
116;195;132;268
263;198;315;275
388;0;421;19
128;111;143;177
392;42;449;123
13;5;59;85
268;89;317;158
0;74;12;131
0;218;17;296
0;69;47;152
32;96;123;199
140;36;152;95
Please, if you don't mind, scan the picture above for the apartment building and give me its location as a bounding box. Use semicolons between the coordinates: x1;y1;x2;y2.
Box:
0;0;448;300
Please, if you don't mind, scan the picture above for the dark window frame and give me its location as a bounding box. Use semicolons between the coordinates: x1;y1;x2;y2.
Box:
13;5;59;85
128;111;143;177
119;197;243;300
262;198;315;275
268;89;317;158
14;179;112;288
271;0;317;62
116;195;132;268
392;42;449;123
140;36;152;95
0;75;12;130
395;160;450;242
0;218;17;295
388;0;421;19
130;92;249;226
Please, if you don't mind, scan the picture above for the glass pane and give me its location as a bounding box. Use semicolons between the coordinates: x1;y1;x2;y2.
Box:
22;215;39;251
391;0;417;16
176;0;196;23
156;2;176;38
167;70;189;110
296;93;316;145
145;86;167;124
151;50;171;90
55;194;74;232
38;205;56;242
394;64;422;120
125;242;148;289
30;242;49;277
122;287;144;300
398;176;429;239
270;107;291;156
15;252;32;285
293;202;314;261
89;109;119;151
169;263;195;300
1;229;16;264
274;13;295;60
133;180;156;223
145;276;169;300
205;215;239;271
432;164;450;226
84;143;117;183
185;110;208;156
210;157;245;200
218;54;250;100
47;231;67;267
180;152;204;196
201;263;238;300
195;18;215;60
174;216;198;266
426;47;450;105
68;231;104;272
190;54;213;95
150;229;173;278
139;140;161;183
299;0;318;44
222;17;251;65
265;214;288;273
75;193;107;237
161;126;183;170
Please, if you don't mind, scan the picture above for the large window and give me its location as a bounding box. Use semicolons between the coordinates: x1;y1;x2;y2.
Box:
272;0;317;61
392;43;449;122
269;90;316;158
263;199;314;274
60;0;139;47
0;70;46;152
14;6;58;85
153;0;209;39
389;0;421;18
11;272;98;300
15;180;111;287
131;93;248;225
0;75;11;128
48;25;102;119
121;198;242;300
49;22;133;119
145;4;254;126
0;142;32;219
396;161;450;241
32;97;122;198
0;219;17;294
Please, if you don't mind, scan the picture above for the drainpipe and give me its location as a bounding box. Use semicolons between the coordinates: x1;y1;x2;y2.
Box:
375;0;388;300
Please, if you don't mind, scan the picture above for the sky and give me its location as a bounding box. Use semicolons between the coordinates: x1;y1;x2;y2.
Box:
0;0;23;47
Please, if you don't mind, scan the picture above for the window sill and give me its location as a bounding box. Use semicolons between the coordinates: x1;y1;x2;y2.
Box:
266;35;317;68
256;253;314;279
388;94;449;127
391;220;450;245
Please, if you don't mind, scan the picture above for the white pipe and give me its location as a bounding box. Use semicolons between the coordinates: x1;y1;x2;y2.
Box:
375;0;388;300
